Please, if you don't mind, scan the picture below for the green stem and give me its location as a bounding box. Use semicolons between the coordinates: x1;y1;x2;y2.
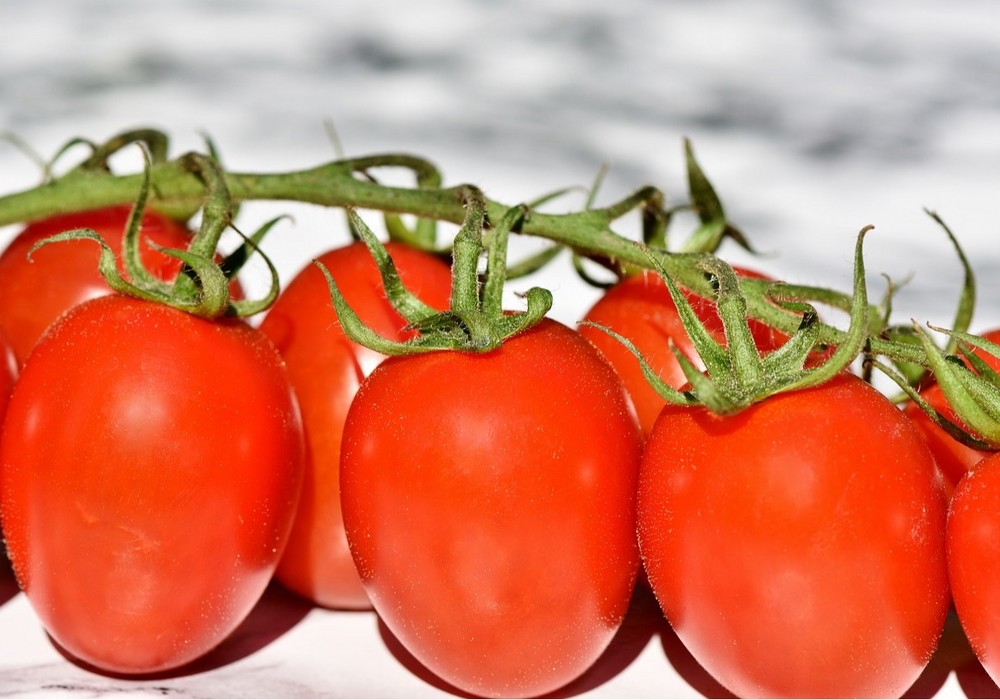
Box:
0;153;927;363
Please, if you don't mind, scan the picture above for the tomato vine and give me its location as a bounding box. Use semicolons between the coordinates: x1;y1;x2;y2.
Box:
1;127;999;440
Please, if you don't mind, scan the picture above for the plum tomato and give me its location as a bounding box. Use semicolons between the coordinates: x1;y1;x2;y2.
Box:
948;452;1000;686
639;373;949;697
260;241;452;610
0;294;304;674
340;318;641;698
579;268;787;438
0;331;15;413
0;205;241;366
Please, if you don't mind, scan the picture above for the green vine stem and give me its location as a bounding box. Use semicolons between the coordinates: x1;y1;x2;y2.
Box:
0;141;943;367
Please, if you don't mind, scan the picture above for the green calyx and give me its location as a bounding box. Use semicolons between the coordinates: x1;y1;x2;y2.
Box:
862;207;999;449
872;327;1000;451
318;187;553;355
27;136;282;320
584;226;874;415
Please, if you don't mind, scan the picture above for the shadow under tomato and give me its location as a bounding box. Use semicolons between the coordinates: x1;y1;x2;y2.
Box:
376;583;663;699
956;661;1000;698
0;551;20;607
52;580;313;680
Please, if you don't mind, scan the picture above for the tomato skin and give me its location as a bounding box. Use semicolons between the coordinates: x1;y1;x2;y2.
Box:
0;295;304;674
340;319;641;698
0;205;241;366
904;328;1000;493
579;268;786;438
639;374;949;698
0;332;16;414
948;453;1000;685
260;241;451;610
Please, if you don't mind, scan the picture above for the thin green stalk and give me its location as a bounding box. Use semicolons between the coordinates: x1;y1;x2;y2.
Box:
0;151;927;364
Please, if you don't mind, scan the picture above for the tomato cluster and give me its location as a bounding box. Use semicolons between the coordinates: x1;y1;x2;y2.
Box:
0;198;997;700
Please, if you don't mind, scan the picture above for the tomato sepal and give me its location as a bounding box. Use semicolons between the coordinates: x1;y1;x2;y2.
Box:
910;325;1000;448
319;190;553;356
27;148;279;320
586;225;873;415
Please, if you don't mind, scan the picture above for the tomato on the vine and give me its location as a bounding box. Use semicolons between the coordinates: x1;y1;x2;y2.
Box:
0;331;16;412
639;373;949;698
340;318;641;698
579;267;787;437
947;452;1000;686
0;294;304;674
0;205;240;366
260;241;452;610
904;327;1000;493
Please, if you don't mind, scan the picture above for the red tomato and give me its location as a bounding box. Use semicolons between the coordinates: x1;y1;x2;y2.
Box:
904;328;1000;494
0;205;241;366
579;268;787;438
340;319;641;698
0;295;304;674
0;331;15;414
948;452;1000;685
639;373;949;697
260;241;452;610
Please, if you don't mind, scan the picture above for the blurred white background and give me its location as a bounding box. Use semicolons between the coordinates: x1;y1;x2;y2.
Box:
1;1;999;696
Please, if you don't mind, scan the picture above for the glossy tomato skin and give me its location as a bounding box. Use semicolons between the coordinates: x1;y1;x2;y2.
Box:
0;295;304;674
579;268;786;438
260;241;451;610
904;328;1000;494
948;453;1000;685
0;332;16;415
341;319;641;698
0;205;241;366
640;373;949;698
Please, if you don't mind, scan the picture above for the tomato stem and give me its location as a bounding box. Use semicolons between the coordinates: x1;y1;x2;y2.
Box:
0;128;953;366
585;225;874;414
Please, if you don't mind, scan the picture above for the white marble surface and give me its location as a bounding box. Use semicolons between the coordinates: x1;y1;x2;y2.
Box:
2;1;1000;697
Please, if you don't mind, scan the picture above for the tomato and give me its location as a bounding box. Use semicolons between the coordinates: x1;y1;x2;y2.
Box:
340;319;641;698
260;241;451;610
0;331;15;414
904;328;1000;494
0;294;304;674
579;268;787;438
948;452;1000;686
639;373;949;697
0;205;241;366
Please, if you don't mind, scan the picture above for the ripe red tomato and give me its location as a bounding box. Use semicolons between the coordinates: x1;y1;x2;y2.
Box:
0;205;240;366
260;241;452;610
904;328;1000;494
0;331;16;413
340;319;641;698
639;373;949;697
0;294;304;674
579;268;787;438
948;452;1000;686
